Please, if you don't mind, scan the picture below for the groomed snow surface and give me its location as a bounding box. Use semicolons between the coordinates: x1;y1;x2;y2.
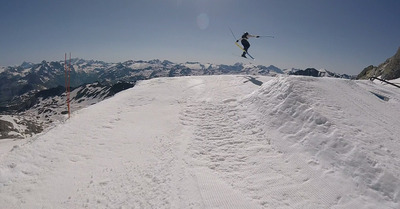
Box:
1;75;400;209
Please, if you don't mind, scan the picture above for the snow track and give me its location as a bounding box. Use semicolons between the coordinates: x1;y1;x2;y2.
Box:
1;75;400;208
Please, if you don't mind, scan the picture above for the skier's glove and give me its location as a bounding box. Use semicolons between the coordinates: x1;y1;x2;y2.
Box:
256;36;260;38
236;40;239;42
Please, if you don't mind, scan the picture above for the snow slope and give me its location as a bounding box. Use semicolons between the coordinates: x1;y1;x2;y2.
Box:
0;75;400;208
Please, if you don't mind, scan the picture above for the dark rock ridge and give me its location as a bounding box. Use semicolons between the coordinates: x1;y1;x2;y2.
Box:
357;47;400;80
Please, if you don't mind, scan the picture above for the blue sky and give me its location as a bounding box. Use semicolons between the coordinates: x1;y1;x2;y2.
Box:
1;0;399;75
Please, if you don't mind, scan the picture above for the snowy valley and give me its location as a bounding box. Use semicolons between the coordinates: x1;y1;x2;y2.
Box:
0;75;399;208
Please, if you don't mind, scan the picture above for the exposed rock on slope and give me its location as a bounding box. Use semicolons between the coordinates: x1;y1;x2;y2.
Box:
357;47;400;80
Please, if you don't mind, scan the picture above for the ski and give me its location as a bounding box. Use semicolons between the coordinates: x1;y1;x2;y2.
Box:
235;42;255;59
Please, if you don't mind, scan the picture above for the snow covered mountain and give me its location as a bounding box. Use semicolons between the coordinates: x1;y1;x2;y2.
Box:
0;59;354;139
0;81;133;139
0;59;352;104
289;68;355;79
0;75;399;208
0;59;112;104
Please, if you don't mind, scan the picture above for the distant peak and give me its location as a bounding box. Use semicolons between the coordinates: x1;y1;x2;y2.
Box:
21;61;34;68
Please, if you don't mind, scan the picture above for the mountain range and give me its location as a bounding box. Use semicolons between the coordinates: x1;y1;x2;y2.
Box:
0;59;354;139
0;59;354;104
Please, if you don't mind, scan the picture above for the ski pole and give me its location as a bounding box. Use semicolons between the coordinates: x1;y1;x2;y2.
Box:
259;35;275;38
228;27;237;40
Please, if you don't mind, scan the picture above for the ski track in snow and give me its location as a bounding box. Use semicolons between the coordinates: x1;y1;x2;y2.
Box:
0;75;400;208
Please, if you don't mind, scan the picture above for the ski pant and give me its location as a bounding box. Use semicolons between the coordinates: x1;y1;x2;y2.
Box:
241;39;250;52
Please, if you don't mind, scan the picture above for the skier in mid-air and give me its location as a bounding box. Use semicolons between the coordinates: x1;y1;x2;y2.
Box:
236;32;259;58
